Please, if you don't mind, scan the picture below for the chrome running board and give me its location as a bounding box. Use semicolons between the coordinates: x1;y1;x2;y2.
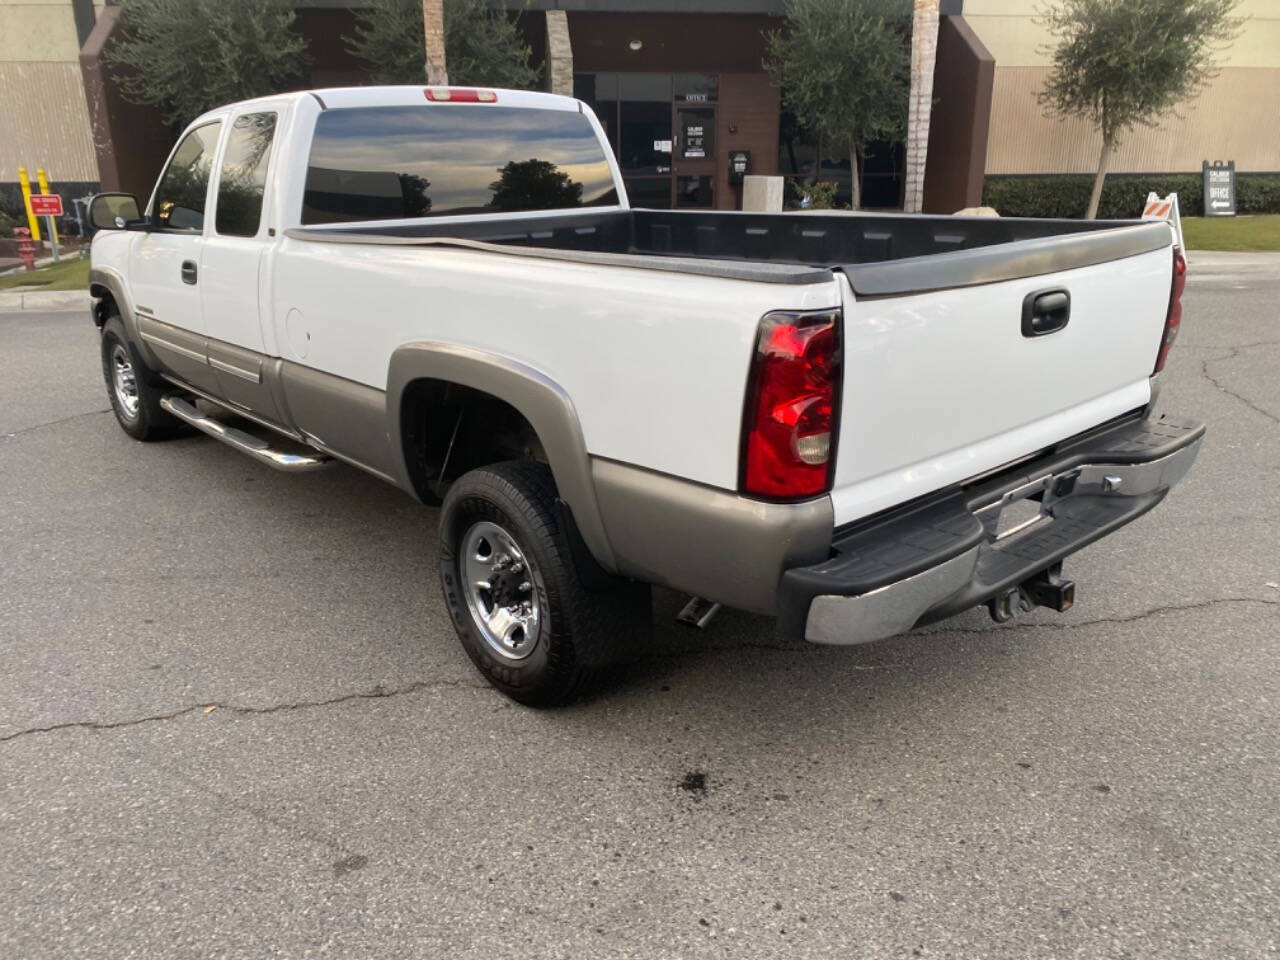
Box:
160;395;333;473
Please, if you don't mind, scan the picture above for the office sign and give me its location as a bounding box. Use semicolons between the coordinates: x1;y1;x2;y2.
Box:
1202;160;1236;217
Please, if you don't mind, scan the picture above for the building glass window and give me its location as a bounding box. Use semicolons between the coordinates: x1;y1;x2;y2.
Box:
152;121;221;231
618;74;672;176
624;177;673;210
777;109;904;209
574;72;618;151
216;112;277;237
677;107;714;160
673;74;718;103
676;175;713;207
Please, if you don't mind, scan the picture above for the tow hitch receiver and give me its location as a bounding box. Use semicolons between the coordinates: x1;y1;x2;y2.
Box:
1024;564;1075;612
988;563;1076;623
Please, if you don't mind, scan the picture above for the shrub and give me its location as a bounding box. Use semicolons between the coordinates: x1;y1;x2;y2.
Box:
801;181;841;209
1237;175;1280;214
0;191;24;236
983;173;1280;219
347;0;539;89
107;0;307;129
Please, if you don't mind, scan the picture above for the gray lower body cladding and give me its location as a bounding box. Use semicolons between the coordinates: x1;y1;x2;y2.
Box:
590;457;833;615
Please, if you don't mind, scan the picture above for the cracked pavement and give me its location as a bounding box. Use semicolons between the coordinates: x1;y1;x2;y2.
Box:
1;254;1278;958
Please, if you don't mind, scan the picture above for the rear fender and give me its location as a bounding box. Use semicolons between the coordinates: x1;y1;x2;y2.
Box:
387;342;617;572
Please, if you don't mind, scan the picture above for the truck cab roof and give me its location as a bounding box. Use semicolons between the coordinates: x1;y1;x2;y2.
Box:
189;85;583;127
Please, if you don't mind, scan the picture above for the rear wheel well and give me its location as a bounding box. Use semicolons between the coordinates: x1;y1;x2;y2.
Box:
401;379;547;503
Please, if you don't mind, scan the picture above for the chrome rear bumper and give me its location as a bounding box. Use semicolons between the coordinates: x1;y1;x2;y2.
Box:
776;415;1205;645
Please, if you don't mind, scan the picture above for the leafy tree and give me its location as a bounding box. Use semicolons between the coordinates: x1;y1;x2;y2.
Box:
764;0;911;210
488;159;582;211
106;0;307;129
399;173;433;217
1038;0;1242;219
348;0;539;89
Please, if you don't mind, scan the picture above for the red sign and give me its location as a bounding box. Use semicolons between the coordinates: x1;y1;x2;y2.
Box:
29;194;63;217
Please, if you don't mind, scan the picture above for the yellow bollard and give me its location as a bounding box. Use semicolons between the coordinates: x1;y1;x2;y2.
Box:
17;166;41;243
35;168;59;247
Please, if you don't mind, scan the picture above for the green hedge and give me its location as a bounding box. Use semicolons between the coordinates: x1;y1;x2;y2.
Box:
983;173;1280;219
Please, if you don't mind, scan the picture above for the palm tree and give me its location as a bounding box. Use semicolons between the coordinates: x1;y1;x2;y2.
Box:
422;0;448;84
903;0;940;212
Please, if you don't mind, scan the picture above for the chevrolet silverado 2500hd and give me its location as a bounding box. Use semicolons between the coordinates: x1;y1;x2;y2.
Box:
87;86;1203;704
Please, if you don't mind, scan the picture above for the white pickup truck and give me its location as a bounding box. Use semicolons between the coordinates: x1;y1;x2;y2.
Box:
88;85;1202;705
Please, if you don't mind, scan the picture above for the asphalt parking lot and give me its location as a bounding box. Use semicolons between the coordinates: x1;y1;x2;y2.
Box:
1;254;1277;959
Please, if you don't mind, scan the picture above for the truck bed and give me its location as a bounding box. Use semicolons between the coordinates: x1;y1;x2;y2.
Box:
286;209;1172;295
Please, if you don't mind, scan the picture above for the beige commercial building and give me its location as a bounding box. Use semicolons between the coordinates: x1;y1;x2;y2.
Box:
965;0;1280;174
0;0;102;189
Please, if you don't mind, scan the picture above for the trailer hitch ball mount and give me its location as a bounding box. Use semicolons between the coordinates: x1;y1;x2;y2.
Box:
987;562;1076;623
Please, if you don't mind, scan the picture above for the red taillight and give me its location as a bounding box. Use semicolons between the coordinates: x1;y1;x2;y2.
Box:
1153;248;1187;374
424;87;498;103
741;310;842;500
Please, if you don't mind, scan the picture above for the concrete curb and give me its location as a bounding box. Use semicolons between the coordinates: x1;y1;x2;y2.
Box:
0;290;91;311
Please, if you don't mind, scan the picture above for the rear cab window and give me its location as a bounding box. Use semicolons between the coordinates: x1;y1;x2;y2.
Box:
215;112;278;237
301;105;619;224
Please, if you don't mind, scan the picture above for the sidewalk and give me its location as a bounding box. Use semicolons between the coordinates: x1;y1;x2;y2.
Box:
0;289;90;311
1185;250;1280;270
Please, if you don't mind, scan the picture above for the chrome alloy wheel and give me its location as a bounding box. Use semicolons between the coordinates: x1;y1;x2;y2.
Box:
110;344;140;419
460;520;543;660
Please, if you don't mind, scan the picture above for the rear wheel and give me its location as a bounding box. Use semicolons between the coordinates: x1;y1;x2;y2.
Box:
100;315;179;441
439;460;650;706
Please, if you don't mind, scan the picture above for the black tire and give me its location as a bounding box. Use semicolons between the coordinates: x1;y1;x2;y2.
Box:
439;460;651;706
100;314;180;441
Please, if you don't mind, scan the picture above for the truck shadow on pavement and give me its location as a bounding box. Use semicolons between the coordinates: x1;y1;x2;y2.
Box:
156;442;1111;720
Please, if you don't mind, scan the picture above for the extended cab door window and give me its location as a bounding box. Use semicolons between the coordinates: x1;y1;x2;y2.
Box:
215;112;278;238
203;109;284;421
152;122;221;230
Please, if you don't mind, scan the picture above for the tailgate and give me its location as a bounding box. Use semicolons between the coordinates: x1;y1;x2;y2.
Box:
829;236;1175;526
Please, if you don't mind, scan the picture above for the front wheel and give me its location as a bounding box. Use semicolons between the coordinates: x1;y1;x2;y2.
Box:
100;315;179;441
439;461;650;706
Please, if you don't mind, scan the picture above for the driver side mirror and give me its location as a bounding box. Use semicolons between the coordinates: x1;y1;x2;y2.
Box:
88;193;143;232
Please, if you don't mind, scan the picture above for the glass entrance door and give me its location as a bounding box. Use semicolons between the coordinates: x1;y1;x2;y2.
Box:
572;72;720;209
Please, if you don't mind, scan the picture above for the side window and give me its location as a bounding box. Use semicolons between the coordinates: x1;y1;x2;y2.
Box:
216;112;278;237
153;122;221;231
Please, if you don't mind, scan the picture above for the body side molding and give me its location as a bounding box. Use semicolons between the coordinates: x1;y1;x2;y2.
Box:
387;341;617;571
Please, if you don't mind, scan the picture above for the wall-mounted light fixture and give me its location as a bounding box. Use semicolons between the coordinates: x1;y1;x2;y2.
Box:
628;39;643;51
